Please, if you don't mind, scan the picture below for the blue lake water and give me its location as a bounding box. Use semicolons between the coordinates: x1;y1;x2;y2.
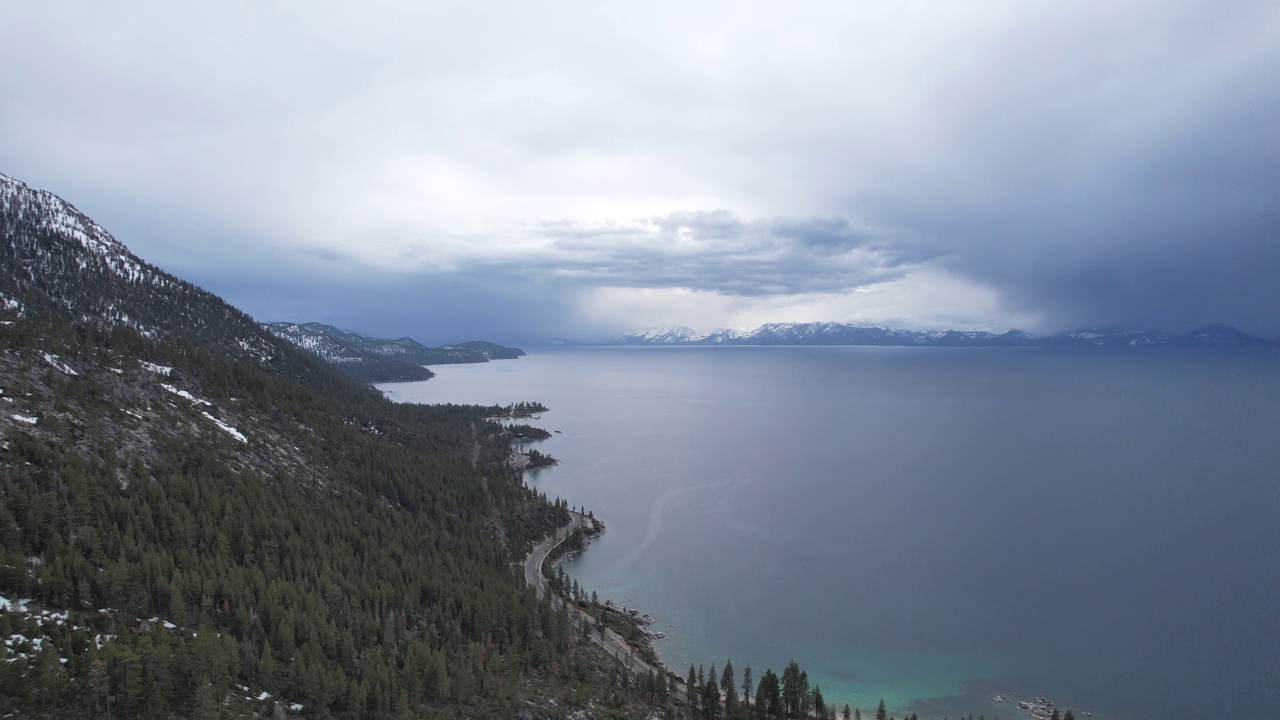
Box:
380;346;1280;720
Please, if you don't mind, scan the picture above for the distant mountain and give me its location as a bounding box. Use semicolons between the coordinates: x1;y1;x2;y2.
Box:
1040;327;1165;346
614;322;1277;348
1165;323;1275;347
446;339;527;360
620;322;1037;346
266;321;524;383
619;325;709;344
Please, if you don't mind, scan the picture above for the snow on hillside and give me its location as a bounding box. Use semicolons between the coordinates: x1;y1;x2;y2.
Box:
0;173;168;289
620;325;711;343
41;353;78;375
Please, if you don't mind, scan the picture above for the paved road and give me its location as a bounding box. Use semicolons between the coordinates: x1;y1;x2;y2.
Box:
525;512;583;593
523;513;688;704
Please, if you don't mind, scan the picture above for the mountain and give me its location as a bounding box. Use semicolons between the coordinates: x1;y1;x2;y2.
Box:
265;322;525;383
619;325;709;344
445;339;526;360
0;172;651;718
613;321;1276;348
1039;327;1165;346
1166;323;1275;347
1;173;299;374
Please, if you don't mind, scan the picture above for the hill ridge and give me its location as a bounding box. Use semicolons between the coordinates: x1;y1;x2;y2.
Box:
265;321;524;383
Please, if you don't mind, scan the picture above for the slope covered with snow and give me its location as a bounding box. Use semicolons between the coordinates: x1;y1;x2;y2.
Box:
0;173;300;372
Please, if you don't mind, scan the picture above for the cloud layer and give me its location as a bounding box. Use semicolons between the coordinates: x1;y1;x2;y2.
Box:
2;1;1278;341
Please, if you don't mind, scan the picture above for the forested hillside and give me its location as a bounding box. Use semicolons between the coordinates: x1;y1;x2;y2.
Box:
0;173;659;718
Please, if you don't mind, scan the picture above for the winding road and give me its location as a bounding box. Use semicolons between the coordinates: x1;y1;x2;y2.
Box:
523;513;687;703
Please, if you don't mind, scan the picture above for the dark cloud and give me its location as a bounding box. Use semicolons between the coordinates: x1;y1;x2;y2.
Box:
766;217;869;254
885;77;1280;337
529;210;910;296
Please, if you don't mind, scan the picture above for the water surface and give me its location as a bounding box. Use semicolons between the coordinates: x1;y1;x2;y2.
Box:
381;346;1280;720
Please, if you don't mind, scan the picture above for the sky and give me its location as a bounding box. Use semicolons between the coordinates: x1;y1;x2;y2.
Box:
3;1;1279;344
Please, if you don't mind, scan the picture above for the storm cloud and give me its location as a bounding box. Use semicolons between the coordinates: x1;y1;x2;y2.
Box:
2;1;1277;340
523;211;917;296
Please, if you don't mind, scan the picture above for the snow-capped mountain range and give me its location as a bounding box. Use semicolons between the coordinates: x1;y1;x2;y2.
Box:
616;322;1278;348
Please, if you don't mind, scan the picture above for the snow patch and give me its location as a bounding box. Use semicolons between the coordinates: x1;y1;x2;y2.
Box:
11;414;37;425
0;595;32;612
141;361;173;376
202;412;247;442
162;384;212;406
41;353;79;375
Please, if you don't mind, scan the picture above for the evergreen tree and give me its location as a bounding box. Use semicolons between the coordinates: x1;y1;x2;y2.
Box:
703;675;721;720
722;660;739;717
756;669;783;720
781;661;801;717
688;665;698;717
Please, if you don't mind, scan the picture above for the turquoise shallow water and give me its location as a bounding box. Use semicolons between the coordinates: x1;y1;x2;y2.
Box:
382;346;1280;720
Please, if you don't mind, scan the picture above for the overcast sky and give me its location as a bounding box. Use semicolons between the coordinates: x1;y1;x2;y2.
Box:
3;1;1279;343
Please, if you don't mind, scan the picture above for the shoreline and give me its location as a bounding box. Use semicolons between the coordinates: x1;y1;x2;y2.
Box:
523;512;689;704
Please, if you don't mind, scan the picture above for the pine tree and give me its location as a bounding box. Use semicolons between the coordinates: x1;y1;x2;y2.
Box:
688;665;698;717
703;675;721;719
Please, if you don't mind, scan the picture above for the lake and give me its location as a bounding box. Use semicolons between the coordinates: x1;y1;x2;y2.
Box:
380;346;1280;720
